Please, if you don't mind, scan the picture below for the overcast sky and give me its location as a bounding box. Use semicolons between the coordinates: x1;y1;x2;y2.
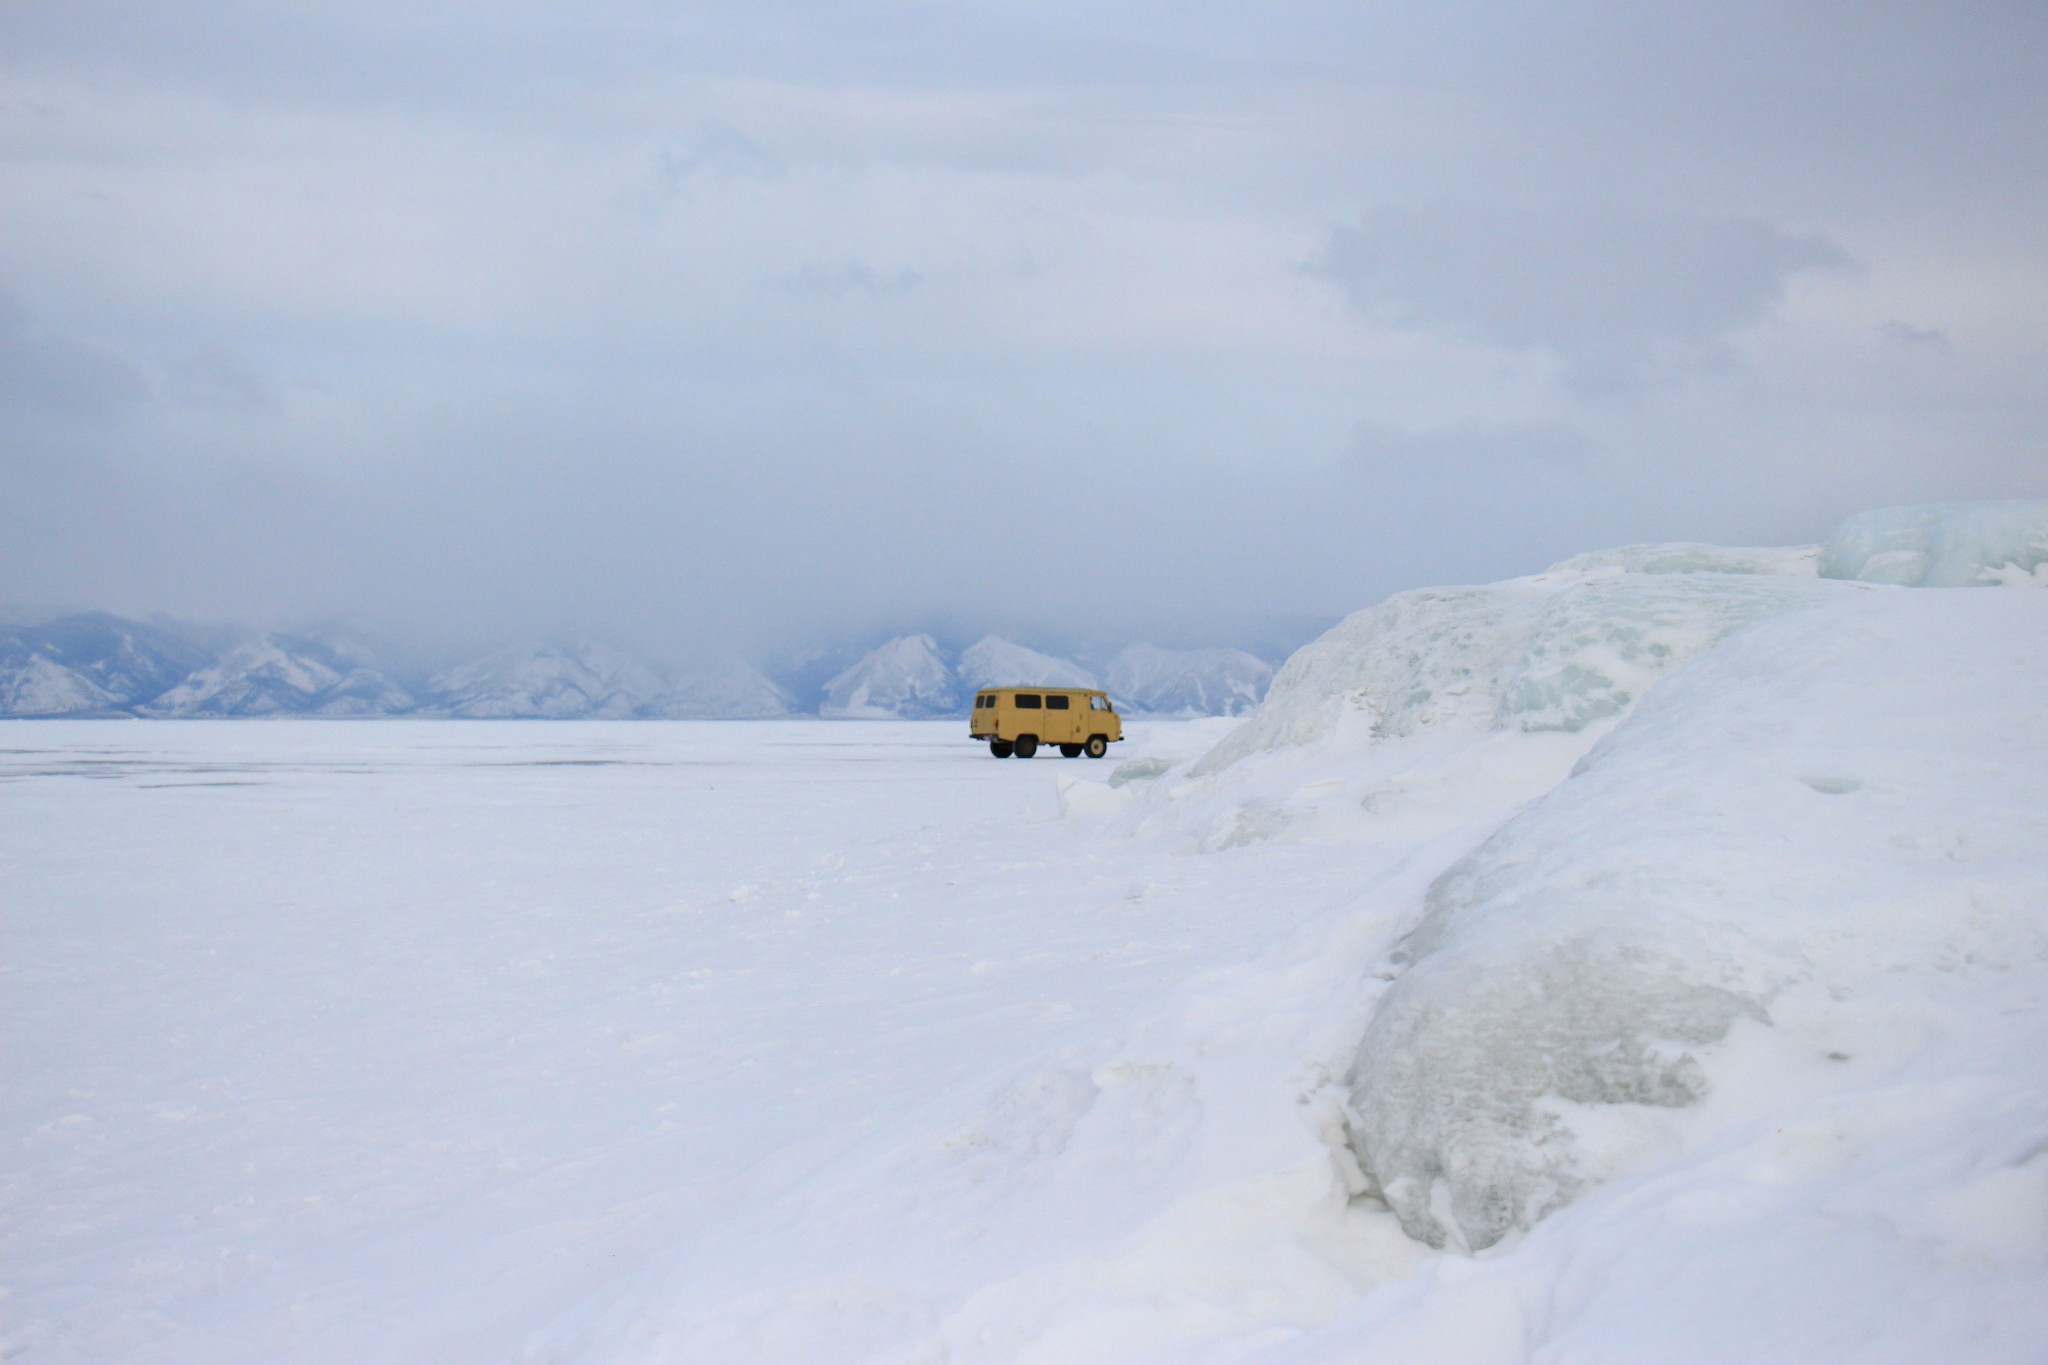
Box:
3;2;2044;660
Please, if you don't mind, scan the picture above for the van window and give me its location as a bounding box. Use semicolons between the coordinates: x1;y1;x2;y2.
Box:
1045;695;1070;710
1015;693;1042;709
1090;695;1112;711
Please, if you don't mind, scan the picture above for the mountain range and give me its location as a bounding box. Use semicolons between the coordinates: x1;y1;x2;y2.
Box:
0;614;1275;720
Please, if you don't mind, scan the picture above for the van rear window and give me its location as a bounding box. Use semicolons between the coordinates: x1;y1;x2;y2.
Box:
1045;695;1070;710
1014;693;1042;708
976;694;993;708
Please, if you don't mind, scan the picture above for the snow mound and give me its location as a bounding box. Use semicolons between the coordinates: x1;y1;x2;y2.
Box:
820;634;960;718
1193;550;1857;776
1106;643;1272;717
1821;500;2048;587
1342;587;2048;1253
957;637;1098;692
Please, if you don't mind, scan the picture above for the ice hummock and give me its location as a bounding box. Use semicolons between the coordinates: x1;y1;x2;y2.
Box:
1340;586;2048;1254
1820;499;2048;587
1192;547;1860;776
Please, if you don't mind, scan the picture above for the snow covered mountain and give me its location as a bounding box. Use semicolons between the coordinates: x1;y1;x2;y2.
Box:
955;636;1099;692
659;657;795;718
429;643;672;719
0;614;213;716
1105;642;1272;716
819;634;960;718
0;616;1270;720
426;643;791;719
144;635;415;717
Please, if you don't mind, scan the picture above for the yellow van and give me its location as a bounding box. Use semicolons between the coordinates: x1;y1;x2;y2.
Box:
970;687;1123;759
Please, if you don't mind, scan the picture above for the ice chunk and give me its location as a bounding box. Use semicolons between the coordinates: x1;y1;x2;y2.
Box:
1194;558;1859;775
1107;756;1175;788
1542;542;1821;579
1820;500;2048;587
1191;585;1549;775
1349;921;1762;1250
1498;573;1852;732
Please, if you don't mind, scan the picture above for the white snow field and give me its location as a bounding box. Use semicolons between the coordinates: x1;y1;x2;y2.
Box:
7;513;2048;1363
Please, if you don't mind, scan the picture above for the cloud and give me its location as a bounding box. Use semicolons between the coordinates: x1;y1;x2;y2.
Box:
0;292;148;420
1879;320;1948;348
776;260;924;300
1311;204;1856;392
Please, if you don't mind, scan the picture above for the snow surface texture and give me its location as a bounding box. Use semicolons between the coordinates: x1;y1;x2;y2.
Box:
1820;499;2048;586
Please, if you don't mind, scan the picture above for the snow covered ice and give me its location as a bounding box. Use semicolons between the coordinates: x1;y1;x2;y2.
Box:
1820;499;2048;587
7;513;2048;1363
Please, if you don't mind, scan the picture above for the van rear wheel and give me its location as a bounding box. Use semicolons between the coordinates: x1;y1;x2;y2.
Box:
1059;743;1083;758
1084;735;1108;758
1013;735;1038;758
989;739;1014;758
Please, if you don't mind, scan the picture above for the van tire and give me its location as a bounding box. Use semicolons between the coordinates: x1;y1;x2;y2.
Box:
990;739;1014;758
1059;743;1083;758
1084;735;1108;758
1014;735;1038;758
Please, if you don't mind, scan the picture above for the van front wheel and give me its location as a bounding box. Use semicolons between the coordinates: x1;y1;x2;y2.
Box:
1084;735;1108;758
989;740;1014;758
1014;735;1038;758
1059;743;1083;758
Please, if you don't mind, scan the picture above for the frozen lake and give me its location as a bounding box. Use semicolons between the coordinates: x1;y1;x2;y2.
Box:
12;580;2046;1365
3;719;1326;1362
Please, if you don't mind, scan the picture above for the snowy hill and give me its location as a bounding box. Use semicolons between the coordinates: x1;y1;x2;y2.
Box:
956;636;1098;692
144;635;415;717
819;634;961;718
1106;642;1273;716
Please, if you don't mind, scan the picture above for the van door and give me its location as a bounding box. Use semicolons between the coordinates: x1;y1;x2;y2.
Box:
1043;691;1074;743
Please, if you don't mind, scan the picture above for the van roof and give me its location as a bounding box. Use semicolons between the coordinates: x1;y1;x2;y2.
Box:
977;685;1105;695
